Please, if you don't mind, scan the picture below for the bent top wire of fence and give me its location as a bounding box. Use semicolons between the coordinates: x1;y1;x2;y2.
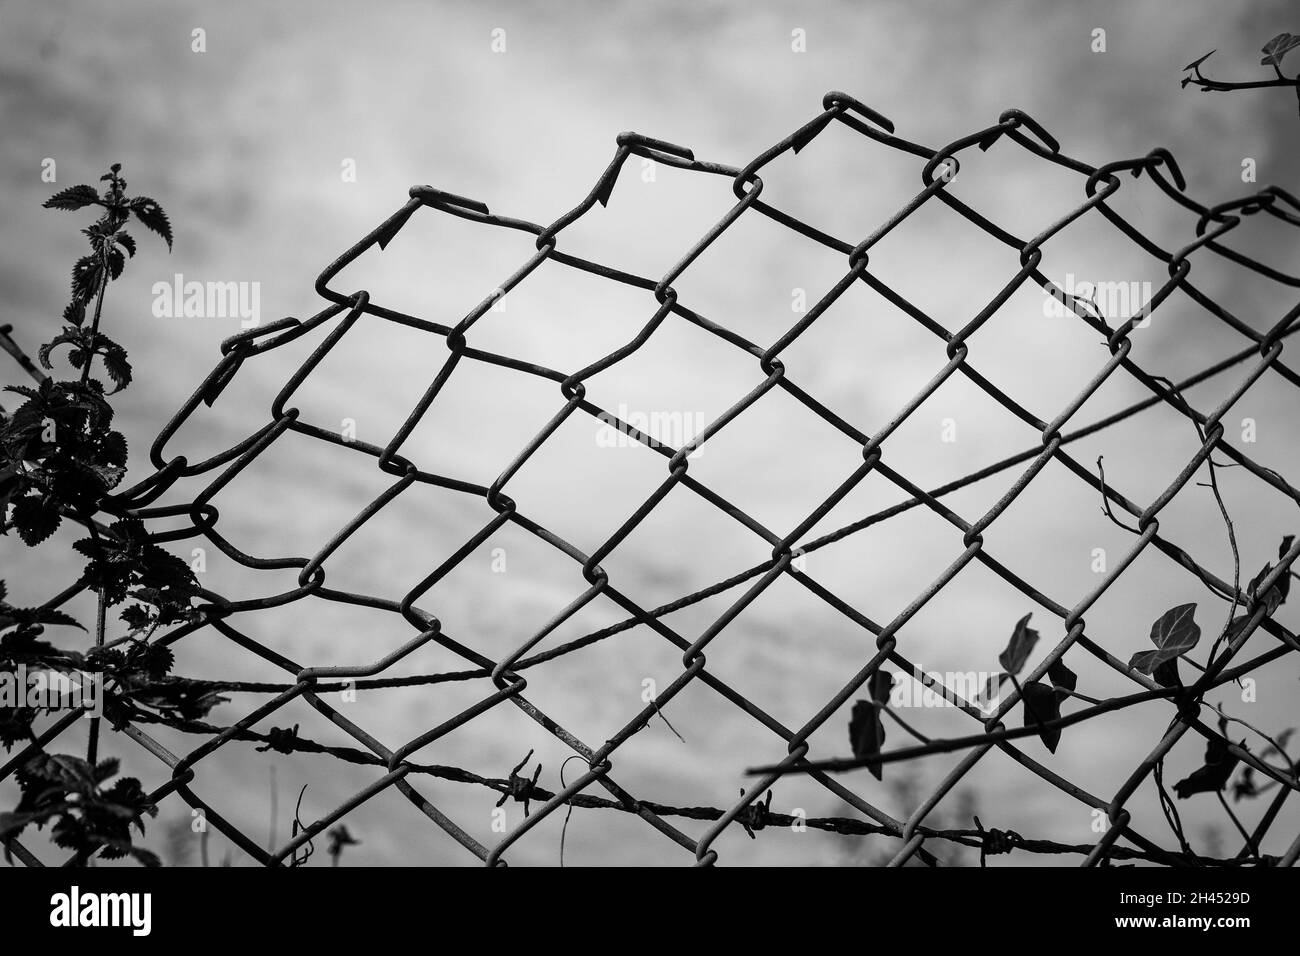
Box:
6;90;1300;868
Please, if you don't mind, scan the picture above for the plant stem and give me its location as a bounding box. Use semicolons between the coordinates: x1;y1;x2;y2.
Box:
80;266;108;385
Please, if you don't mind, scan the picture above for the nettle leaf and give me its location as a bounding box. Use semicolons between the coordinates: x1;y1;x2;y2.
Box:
1129;603;1200;676
9;752;159;864
114;231;136;257
100;430;128;467
128;678;227;723
98;339;132;394
119;604;153;632
106;247;126;281
1173;734;1241;799
11;495;60;546
848;672;893;779
129;197;173;250
62;299;86;327
0;604;83;631
38;328;83;371
1261;32;1300;68
1022;680;1064;753
43;185;101;212
71;255;104;302
0;707;39;751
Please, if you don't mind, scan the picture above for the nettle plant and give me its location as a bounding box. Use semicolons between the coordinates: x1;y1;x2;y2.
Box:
0;165;216;866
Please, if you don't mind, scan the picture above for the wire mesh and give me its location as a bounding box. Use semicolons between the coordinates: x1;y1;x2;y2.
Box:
6;90;1300;867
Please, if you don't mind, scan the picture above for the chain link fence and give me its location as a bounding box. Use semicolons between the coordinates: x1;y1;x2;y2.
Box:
6;90;1300;867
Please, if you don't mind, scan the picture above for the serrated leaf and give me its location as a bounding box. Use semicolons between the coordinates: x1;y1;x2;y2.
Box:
119;604;153;631
10;606;84;630
106;247;125;281
100;430;128;467
114;232;136;257
43;185;101;211
71;255;104;302
99;342;132;394
129;197;172;250
12;496;60;545
62;299;86;327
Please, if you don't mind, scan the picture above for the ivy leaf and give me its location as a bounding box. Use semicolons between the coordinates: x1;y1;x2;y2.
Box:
1047;657;1077;695
1261;33;1300;68
327;825;360;864
1279;534;1296;560
1152;656;1181;689
1247;557;1291;615
1022;680;1063;753
1262;728;1294;763
43;185;101;211
1173;734;1241;798
849;671;893;780
1183;50;1215;72
1129;604;1200;675
869;669;893;705
848;700;885;778
985;613;1040;701
129;197;172;250
998;613;1040;675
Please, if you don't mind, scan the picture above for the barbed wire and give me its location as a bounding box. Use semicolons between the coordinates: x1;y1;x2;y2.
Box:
5;91;1300;867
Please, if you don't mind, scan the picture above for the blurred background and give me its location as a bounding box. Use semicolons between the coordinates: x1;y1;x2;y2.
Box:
2;0;1299;866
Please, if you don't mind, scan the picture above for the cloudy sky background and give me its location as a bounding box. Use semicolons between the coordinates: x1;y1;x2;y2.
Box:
2;0;1299;866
